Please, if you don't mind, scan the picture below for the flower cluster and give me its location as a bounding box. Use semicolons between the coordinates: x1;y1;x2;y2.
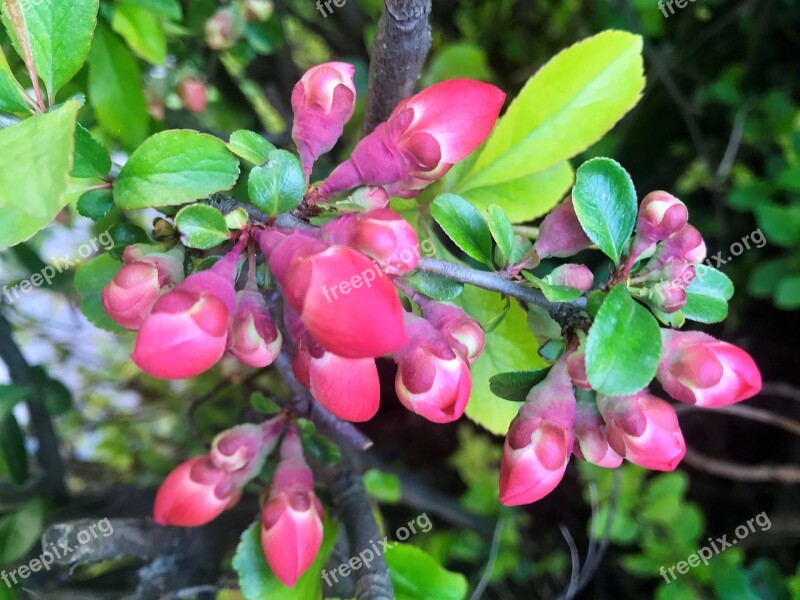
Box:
154;420;323;587
501;192;762;506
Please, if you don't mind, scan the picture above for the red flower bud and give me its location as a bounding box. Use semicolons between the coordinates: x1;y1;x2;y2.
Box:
394;314;471;423
177;77;208;114
265;232;406;358
102;246;185;330
320;80;504;199
659;224;707;265
499;357;576;505
293;334;380;422
566;347;591;390
657;330;762;407
420;301;485;363
292;62;356;178
598;392;685;471
534;196;592;259
261;428;324;587
572;401;623;468
131;247;241;379
153;456;240;527
322;208;420;275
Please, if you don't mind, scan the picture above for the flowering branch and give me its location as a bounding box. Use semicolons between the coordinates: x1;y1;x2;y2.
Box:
363;0;432;133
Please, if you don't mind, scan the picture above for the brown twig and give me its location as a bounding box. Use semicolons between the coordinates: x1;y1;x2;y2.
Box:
683;446;800;484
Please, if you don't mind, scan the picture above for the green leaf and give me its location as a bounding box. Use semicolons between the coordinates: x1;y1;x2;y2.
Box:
108;222;149;258
1;0;99;99
487;204;514;264
0;45;30;113
118;0;182;21
489;369;551;402
74;253;126;332
0;100;78;250
112;3;167;65
683;266;734;323
0;385;30;418
72;124;111;179
0;413;28;484
114;130;240;209
227;130;276;164
247;149;304;216
0;498;45;565
755;202;800;247
430;193;493;266
363;469;402;504
77;189;114;221
250;391;281;415
585;284;661;396
233;518;338;600
29;366;73;416
458;286;546;434
522;272;584;302
572;157;637;265
225;207;250;230
387;544;469;600
456;160;574;224
776;275;800;310
175;204;230;249
88;23;149;149
423;42;492;85
458;30;644;191
246;18;283;55
403;271;463;301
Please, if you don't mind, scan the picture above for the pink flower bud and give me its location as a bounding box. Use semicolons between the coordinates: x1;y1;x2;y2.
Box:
322;208;420;275
420;301;485;363
265;232;406;359
394;314;471;423
205;8;240;50
132;247;241;379
661;259;696;286
573;401;623;468
534;196;592;259
291;62;356;178
261;428;324;587
566;347;591;390
656;330;762;407
293;334;380;422
636;191;689;243
102;246;185;330
320;80;505;199
543;263;594;292
340;186;390;211
659;225;707;265
598;392;685;471
499;358;576;506
649;281;687;313
153;456;240;526
177;77;208;114
230;290;282;367
210;420;282;473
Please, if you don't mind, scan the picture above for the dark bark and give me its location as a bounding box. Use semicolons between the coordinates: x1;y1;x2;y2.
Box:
362;0;432;134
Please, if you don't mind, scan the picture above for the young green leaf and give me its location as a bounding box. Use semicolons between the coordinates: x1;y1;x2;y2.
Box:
111;3;167;65
224;207;250;230
487;204;514;264
0;99;78;250
776;275;800;310
522;272;584;302
585;284;661;396
430;193;493;266
227;129;276;164
457;30;644;192
175;204;230;249
88;23;149;149
387;544;469;600
403;271;464;301
72;124;111;179
233;518;339;600
114;130;240;209
247;149;305;216
363;469;403;504
0;46;31;113
683;266;733;323
489;368;551;402
77;189;114;221
1;0;99;99
572;157;638;265
117;0;182;21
